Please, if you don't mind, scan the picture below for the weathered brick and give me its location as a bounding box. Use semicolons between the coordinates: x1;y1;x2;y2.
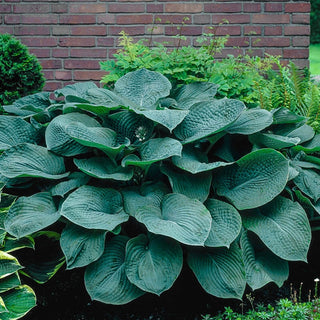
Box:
44;82;63;91
244;26;262;36
154;14;192;24
252;37;290;47
285;3;310;13
243;3;261;12
292;14;310;24
13;4;50;13
292;36;310;47
147;4;163;13
165;3;202;13
52;26;70;35
15;25;51;35
55;70;73;81
51;4;68;13
5;14;58;24
52;48;69;58
252;14;290;24
96;37;114;47
108;3;145;13
70;48;108;58
41;60;63;69
283;48;309;59
60;15;96;24
71;26;107;36
264;3;283;12
65;60;100;70
165;25;203;36
109;26;146;35
207;25;241;36
43;70;55;81
74;70;106;81
264;26;282;36
0;4;12;13
58;37;96;47
204;3;242;13
21;37;58;47
193;14;211;24
225;37;250;47
97;15;116;24
116;15;153;25
212;14;250;24
0;26;14;34
69;4;107;13
29;48;51;58
284;25;310;35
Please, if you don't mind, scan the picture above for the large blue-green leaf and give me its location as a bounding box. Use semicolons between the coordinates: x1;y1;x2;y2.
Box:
50;172;90;197
161;166;211;202
0;273;21;294
226;108;273;135
125;234;183;295
174;98;245;143
240;230;289;290
174;82;219;110
0;251;22;278
213;149;289;210
0;116;39;151
292;134;320;153
276;123;315;144
293;167;320;202
187;244;246;299
45;112;100;156
0;285;36;320
122;138;182;169
123;191;211;246
271;107;306;124
60;186;128;230
172;145;230;174
84;235;144;305
242;196;311;262
0;144;68;180
4;192;59;239
74;157;133;181
55;81;98;100
204;199;242;248
66;123;130;159
249;132;301;149
60;223;107;269
114;69;171;110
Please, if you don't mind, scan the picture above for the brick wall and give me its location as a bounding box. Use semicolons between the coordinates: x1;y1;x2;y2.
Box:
0;0;310;91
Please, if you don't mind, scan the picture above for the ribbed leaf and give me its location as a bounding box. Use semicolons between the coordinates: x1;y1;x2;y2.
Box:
4;192;59;239
174;82;219;110
0;285;36;319
293;134;320;153
240;230;289;290
161;166;211;202
0;116;39;151
226;108;273;135
249;132;300;149
0;144;68;180
60;223;107;269
125;234;183;295
114;69;171;110
2;236;35;253
271;107;306;124
50;172;90;197
60;186;128;230
204;199;242;248
213;149;289;210
174;98;245;143
45;112;100;156
0;251;22;278
242;196;311;262
66;123;130;159
84;235;144;305
172;145;230;174
188;244;246;299
282;123;315;144
294;167;320;202
0;273;20;293
55;81;97;99
74;157;133;181
122;138;182;169
123;191;211;246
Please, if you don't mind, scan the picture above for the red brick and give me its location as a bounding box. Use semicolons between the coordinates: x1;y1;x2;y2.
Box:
264;3;283;12
96;37;114;47
74;70;106;81
0;26;14;34
55;71;73;81
71;26;107;36
60;15;96;24
154;14;192;24
214;48;243;58
147;4;164;13
43;70;55;81
252;14;290;24
204;3;242;13
42;60;63;69
212;14;250;24
97;15;116;24
215;26;241;36
225;37;250;47
245;48;264;57
52;26;70;35
51;4;68;13
292;14;310;24
116;15;153;25
243;3;261;12
290;59;309;69
193;14;211;24
252;37;290;47
285;3;310;13
109;26;146;35
52;48;69;58
165;25;203;36
59;37;96;47
165;3;202;13
29;48;51;58
65;60;100;70
283;49;309;59
146;36;190;47
5;14;58;24
44;82;63;92
284;25;310;36
15;26;51;36
244;26;262;36
69;4;107;13
292;36;310;47
0;4;11;13
21;37;58;47
70;48;108;58
108;3;145;13
13;4;50;13
264;26;282;36
264;48;283;56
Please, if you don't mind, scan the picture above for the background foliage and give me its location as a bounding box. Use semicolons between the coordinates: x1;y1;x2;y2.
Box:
311;0;320;44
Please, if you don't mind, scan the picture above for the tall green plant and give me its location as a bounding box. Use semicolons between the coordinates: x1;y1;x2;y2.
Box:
0;69;318;306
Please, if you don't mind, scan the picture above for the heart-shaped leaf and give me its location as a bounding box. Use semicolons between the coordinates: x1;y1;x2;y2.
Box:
240;230;289;290
74;157;133;181
204;199;242;248
242;196;311;262
187;244;246;299
249;132;301;149
55;81;98;99
125;234;183;295
294;167;320;203
84;235;144;305
60;186;129;230
293;134;320;154
271;107;306;124
4;192;59;239
0;273;21;294
0;251;22;278
174;98;245;143
0;143;68;180
60;223;107;269
213;148;289;210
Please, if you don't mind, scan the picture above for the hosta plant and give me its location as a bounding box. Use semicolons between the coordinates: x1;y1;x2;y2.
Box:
0;69;318;305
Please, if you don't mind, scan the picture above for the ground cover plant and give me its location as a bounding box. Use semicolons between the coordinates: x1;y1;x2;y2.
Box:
0;34;45;106
0;69;319;319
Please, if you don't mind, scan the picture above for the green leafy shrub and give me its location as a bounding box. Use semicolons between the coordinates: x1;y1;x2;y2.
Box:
0;69;319;306
0;34;45;106
311;0;320;44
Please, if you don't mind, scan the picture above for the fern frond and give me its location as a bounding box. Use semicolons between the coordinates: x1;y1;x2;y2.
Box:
306;84;320;132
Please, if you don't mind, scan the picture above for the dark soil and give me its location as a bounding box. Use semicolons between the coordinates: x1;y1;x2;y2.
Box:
22;232;320;320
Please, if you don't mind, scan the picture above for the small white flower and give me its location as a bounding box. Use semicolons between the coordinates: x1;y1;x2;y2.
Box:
314;278;319;282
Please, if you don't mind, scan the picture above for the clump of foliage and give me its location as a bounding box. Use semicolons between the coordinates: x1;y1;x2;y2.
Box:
0;34;45;106
311;0;320;44
0;69;319;307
